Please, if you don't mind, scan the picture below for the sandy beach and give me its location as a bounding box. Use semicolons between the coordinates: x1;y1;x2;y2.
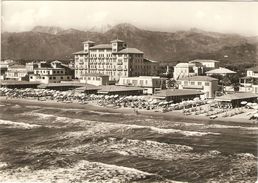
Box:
1;96;257;127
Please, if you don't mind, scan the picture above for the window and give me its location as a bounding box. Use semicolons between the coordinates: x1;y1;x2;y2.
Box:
42;77;45;79
205;82;210;86
49;77;52;80
67;77;70;79
57;71;59;74
53;71;56;74
184;81;188;85
191;81;195;85
53;77;56;79
61;77;63;79
198;82;202;86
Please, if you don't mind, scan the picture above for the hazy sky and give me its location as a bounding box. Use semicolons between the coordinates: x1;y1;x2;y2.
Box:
2;1;258;36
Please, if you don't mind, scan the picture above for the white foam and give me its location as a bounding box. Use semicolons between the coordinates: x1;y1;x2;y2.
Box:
0;119;41;129
123;124;220;136
0;160;162;183
206;124;258;130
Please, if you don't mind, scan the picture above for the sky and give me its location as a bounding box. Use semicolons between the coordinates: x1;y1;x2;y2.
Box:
1;1;258;36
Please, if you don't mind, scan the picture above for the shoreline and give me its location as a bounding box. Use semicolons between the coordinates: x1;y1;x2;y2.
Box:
1;96;258;127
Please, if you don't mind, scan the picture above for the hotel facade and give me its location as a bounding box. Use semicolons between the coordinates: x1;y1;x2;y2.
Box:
73;40;158;81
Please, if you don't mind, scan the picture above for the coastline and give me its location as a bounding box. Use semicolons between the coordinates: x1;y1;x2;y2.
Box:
1;96;257;127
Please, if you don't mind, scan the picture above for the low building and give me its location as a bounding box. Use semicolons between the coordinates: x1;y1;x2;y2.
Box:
215;92;258;108
189;59;220;71
117;76;165;94
29;61;73;84
80;73;109;86
173;62;203;80
178;76;218;98
5;65;30;81
74;84;100;94
238;66;258;94
97;85;143;96
206;67;236;76
37;82;86;91
0;80;40;89
153;89;204;102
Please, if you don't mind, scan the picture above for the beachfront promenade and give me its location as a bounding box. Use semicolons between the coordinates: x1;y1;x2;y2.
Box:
1;87;258;124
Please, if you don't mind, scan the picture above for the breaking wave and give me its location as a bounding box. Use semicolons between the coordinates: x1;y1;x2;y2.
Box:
0;119;41;129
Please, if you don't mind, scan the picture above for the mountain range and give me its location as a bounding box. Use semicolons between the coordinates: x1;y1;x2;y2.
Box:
1;23;257;65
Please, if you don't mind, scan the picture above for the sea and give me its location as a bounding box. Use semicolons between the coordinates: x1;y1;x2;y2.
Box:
0;100;257;183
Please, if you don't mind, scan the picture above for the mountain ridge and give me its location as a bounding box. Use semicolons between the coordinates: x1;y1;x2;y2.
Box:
1;23;257;65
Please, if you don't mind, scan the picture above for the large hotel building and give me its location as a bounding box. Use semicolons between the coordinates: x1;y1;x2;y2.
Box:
73;39;158;81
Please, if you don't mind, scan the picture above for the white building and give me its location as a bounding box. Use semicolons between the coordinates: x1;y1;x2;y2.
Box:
80;73;109;86
73;39;159;81
239;66;258;93
178;76;218;98
117;76;165;94
173;63;203;80
5;65;29;81
189;59;220;71
29;61;72;84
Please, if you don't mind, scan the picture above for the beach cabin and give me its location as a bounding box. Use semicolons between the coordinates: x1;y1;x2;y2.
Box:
215;92;258;108
153;89;204;103
97;85;144;96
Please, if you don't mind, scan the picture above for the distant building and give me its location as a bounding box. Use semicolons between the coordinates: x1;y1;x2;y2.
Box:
73;39;159;81
5;65;29;81
239;66;258;93
29;61;72;84
173;63;203;80
117;76;165;94
80;73;109;86
178;76;218;98
0;62;9;80
189;59;220;71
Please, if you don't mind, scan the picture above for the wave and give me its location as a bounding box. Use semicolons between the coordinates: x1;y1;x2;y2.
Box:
0;160;164;183
0;119;41;129
205;124;258;130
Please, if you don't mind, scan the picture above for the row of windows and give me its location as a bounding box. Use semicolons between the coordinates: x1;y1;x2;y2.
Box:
30;76;70;80
35;70;64;74
183;81;210;86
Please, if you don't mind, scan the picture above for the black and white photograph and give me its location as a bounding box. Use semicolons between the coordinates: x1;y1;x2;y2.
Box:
0;1;258;182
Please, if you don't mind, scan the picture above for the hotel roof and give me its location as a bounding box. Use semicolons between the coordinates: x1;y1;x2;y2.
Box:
189;59;220;63
118;48;143;54
72;50;88;55
155;89;203;97
111;39;124;43
178;76;218;81
206;67;236;74
144;58;158;63
82;40;95;44
90;44;112;50
215;92;258;102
